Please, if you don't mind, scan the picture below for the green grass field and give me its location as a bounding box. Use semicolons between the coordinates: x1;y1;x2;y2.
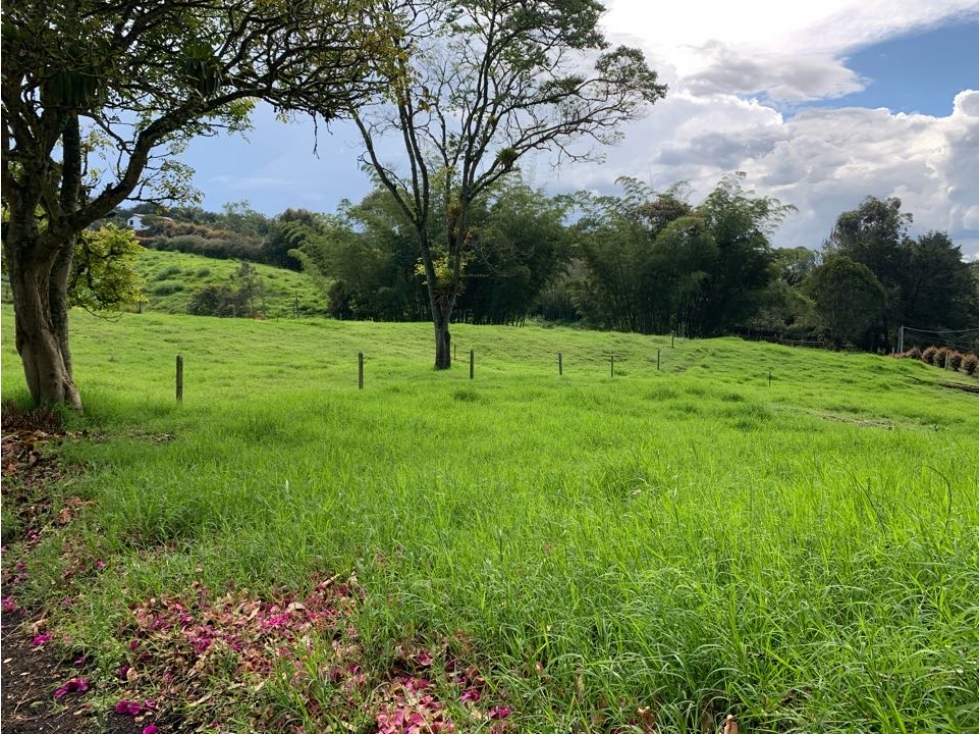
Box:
2;307;978;733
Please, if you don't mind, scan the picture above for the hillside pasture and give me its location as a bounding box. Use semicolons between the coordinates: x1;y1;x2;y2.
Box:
134;247;326;317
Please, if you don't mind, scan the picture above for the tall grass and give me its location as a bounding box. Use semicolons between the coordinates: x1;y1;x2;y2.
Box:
3;308;978;732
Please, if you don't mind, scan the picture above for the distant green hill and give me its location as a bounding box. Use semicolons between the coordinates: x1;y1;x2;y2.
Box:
134;247;326;318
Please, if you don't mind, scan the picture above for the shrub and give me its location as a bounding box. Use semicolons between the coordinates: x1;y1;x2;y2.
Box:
905;346;921;360
152;265;182;281
195;267;212;278
921;346;938;365
934;347;950;368
948;351;964;371
188;284;240;317
963;354;979;376
151;281;185;296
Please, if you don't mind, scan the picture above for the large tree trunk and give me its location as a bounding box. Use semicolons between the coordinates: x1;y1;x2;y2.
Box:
434;308;451;370
4;214;82;411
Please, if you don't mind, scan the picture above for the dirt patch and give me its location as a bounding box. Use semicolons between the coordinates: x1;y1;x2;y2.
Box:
1;403;167;733
822;414;895;430
1;604;163;734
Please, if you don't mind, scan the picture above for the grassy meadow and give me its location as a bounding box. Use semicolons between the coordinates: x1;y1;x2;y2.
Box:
134;247;326;316
2;306;978;733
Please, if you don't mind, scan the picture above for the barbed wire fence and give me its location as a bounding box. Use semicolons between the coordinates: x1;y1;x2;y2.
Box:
900;326;979;355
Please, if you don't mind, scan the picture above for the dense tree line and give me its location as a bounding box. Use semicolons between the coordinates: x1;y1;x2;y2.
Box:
123;184;977;353
820;197;978;350
293;180;572;324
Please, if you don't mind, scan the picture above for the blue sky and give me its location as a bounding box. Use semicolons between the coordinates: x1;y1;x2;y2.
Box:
816;21;979;115
180;1;979;258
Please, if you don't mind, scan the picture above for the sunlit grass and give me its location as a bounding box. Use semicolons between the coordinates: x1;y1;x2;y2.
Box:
3;307;978;732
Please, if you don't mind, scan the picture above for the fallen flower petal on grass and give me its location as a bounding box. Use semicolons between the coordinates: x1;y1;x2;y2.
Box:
460;688;481;703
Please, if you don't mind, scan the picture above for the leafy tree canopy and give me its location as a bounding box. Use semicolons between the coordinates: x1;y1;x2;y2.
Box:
2;0;399;407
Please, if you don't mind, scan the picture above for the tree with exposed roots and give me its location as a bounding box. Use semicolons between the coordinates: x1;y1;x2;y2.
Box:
2;0;396;409
349;0;666;369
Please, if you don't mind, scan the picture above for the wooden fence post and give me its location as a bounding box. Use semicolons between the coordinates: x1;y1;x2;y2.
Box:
558;352;563;376
358;352;364;390
469;349;475;380
176;355;184;402
657;349;661;371
610;354;614;377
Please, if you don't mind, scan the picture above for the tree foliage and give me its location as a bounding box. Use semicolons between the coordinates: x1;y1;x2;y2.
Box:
69;224;144;312
2;0;396;407
804;256;886;348
573;176;792;337
823;196;978;348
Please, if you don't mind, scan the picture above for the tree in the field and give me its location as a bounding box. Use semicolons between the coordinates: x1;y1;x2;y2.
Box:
572;180;689;334
687;175;791;336
260;209;325;271
292;189;430;321
349;0;666;368
2;0;395;408
902;231;978;331
824;196;911;349
803;255;886;348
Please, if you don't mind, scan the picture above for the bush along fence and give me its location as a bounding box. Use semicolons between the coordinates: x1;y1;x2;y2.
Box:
903;346;979;376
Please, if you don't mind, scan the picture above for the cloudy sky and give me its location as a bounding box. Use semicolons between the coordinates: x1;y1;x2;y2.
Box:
182;0;979;257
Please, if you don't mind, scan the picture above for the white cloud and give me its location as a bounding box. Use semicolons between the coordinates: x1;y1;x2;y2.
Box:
545;0;979;251
682;43;866;102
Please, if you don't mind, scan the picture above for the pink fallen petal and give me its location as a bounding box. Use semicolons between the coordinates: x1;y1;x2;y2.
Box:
32;634;53;646
489;706;511;720
115;700;143;716
142;725;159;734
460;688;481;704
